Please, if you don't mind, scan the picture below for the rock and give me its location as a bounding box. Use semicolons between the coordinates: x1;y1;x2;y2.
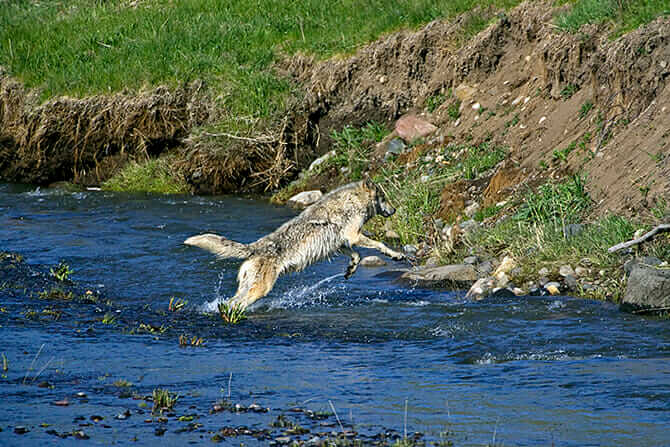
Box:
563;274;578;290
545;282;561;296
308;150;336;171
495;271;509;287
463;256;479;265
559;265;575;277
538;267;549;277
575;266;589;278
472;102;481;111
287;190;322;208
460;219;479;234
512;287;526;296
494;256;516;276
464;202;480;218
395;115;437;142
400;264;478;289
621;264;670;313
385;137;407;160
14;426;29;435
385;230;400;240
563;223;584;238
491;287;516;298
476;260;493;276
361;256;386;267
538;116;547;124
454;84;477;102
275;436;292;444
624;256;662;276
403;245;418;256
466;277;495;300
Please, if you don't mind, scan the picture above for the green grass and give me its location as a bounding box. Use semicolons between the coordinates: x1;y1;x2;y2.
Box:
152;388;178;414
329;122;388;181
556;0;670;34
514;175;591;224
218;302;247;324
101;157;189;194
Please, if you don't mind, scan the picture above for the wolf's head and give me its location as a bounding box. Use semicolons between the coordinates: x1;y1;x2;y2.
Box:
363;178;395;218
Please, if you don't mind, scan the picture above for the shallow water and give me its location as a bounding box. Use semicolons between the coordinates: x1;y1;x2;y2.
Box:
1;183;669;446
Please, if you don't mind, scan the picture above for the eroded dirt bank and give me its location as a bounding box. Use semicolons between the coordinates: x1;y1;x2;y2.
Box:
1;2;669;212
282;2;670;215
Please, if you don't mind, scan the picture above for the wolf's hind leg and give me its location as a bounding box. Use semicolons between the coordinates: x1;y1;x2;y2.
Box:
227;257;279;310
341;247;361;279
355;235;405;260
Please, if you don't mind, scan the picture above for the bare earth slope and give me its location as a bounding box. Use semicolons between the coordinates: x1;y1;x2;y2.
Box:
285;1;669;215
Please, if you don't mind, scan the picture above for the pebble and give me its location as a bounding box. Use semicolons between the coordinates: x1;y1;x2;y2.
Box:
472;102;481;111
512;96;523;105
464;202;480;218
559;265;575;277
545;282;561;295
538;116;547;124
538;267;549;276
403;245;418;256
385;230;400;240
463;256;479;265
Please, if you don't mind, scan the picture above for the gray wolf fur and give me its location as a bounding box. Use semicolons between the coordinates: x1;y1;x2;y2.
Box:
184;179;405;311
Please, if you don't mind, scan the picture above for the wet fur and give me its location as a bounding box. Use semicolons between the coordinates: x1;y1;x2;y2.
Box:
185;180;404;310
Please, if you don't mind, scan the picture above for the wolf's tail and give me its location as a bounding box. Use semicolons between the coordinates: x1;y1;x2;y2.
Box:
184;233;252;259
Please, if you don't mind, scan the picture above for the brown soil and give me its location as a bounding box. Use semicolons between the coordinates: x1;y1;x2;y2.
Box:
282;1;670;216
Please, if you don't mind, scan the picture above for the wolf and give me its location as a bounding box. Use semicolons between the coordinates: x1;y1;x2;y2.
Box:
184;179;405;311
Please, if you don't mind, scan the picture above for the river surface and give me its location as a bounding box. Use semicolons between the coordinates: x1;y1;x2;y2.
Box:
1;183;669;446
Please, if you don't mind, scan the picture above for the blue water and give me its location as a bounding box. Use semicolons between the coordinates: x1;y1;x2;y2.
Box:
1;183;669;446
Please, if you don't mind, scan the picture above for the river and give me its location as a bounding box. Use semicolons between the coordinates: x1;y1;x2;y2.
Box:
1;183;669;446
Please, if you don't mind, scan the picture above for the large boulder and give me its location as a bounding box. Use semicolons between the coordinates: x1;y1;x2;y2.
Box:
621;263;670;313
399;264;477;289
287;190;322;208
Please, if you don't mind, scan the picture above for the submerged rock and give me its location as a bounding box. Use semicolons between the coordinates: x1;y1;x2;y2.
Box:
400;264;477;289
287;190;322;208
360;256;386;267
621;264;670;313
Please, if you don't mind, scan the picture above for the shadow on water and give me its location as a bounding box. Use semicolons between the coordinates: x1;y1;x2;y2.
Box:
1;183;670;446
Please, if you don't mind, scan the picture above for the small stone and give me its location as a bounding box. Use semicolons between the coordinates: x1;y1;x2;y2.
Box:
459;219;479;234
495;271;510;287
512;96;523;105
454;84;478;102
420;175;430;183
512;287;526;296
403;245;418;256
494;256;516;276
559;265;575;277
538;116;547;124
466;277;495;300
287;190;322;209
575;267;589;278
463;256;479;265
545;282;561;295
385;230;400;240
464;202;480;218
563;274;578;290
361;256;387;267
472;102;481;111
525;55;531;62
477;260;494;276
524;96;530;104
538;267;549;276
385;138;406;157
660;60;668;69
379;75;387;84
308;150;336;171
76;392;87;398
14;426;29;435
275;436;292;444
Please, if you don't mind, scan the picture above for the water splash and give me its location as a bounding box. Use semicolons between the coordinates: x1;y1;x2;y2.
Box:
264;273;345;310
199;270;229;313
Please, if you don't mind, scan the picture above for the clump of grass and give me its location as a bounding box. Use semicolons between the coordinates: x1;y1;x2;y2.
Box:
168;297;188;312
152;388;178;414
113;379;133;387
457;142;507;180
218;302;247;324
179;334;205;347
447;101;461;121
329;122;387;181
425;93;446;112
137;323;168;334
514;175;591;224
2;353;8;373
579;100;594;119
560;84;579;100
50;261;74;282
102;157;189;194
101;312;117;325
37;287;74;301
553;141;577;162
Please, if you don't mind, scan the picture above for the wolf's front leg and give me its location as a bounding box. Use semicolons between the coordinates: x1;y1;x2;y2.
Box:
341;247;361;279
355;235;405;260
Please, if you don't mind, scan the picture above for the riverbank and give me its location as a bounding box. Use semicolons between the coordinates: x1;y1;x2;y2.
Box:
1;1;669;308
